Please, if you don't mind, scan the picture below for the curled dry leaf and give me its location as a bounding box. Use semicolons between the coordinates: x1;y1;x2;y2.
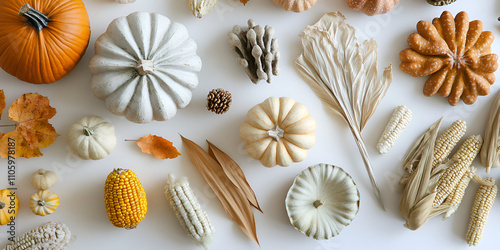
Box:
480;90;500;173
295;11;392;209
207;141;262;212
0;89;4;118
0;93;58;158
181;135;259;245
136;134;180;159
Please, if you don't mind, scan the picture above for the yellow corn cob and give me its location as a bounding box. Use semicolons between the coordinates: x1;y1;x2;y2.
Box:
104;168;147;229
432;119;466;169
466;177;497;246
433;135;482;207
164;174;215;250
5;222;72;249
443;167;475;219
376;105;412;154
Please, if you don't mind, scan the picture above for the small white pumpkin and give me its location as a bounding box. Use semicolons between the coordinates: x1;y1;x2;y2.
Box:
29;190;60;216
89;12;202;124
67;116;116;160
31;169;58;190
285;163;360;240
239;97;316;167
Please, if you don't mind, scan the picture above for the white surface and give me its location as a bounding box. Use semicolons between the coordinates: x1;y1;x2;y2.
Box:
0;0;499;249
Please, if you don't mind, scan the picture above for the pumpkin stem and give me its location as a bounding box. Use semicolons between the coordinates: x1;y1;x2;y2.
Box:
267;125;285;141
0;202;5;209
313;200;324;208
135;60;154;75
37;200;46;207
19;4;51;32
83;126;94;136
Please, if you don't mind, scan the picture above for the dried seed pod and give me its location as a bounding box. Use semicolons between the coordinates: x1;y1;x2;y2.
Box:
376;105;412;154
228;19;280;84
466;177;497;246
426;0;456;6
189;0;217;18
206;88;232;114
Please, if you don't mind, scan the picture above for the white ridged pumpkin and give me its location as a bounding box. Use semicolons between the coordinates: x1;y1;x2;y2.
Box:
89;12;202;123
239;97;316;167
67;116;116;160
286;163;360;239
346;0;400;16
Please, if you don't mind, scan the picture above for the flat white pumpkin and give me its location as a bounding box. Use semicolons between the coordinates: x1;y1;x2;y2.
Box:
239;97;316;167
285;163;360;239
89;12;202;123
67;116;116;160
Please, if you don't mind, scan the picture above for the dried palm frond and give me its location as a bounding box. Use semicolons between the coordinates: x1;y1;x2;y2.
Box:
295;12;393;209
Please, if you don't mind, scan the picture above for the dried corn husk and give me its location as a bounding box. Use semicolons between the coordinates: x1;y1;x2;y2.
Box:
400;118;442;230
207;141;262;212
189;0;217;18
480;90;500;173
295;12;392;209
181;136;259;245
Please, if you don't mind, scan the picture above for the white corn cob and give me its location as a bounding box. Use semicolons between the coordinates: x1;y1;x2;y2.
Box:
376;105;412;154
433;135;482;207
466;177;497;246
164;174;215;250
443;167;475;219
5;222;72;250
432;119;467;169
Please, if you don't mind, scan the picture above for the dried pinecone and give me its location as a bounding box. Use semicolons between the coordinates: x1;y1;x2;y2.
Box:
207;88;232;114
400;11;498;106
228;19;280;84
426;0;456;6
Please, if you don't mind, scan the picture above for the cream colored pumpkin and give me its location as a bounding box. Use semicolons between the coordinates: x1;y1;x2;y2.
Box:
30;190;60;216
67;116;116;160
89;12;202;124
31;169;58;190
346;0;400;16
285;163;360;239
239;97;316;167
272;0;317;12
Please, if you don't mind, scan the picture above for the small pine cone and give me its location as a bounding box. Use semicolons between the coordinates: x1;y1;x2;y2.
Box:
207;88;232;114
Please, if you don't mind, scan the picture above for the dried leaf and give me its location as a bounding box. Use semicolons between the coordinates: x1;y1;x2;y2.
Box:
240;0;248;4
480;90;500;173
181;135;259;245
136;134;180;159
207;141;262;213
0;93;59;158
0;90;5;118
400;118;442;230
295;12;392;209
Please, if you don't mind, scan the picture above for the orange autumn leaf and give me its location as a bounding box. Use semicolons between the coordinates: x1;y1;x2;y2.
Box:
0;93;59;159
0;90;5;118
136;134;180;159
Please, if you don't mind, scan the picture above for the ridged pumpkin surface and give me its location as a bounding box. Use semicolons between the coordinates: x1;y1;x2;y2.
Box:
0;0;90;84
0;189;18;226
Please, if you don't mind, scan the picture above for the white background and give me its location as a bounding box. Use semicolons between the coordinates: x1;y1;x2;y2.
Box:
1;0;500;249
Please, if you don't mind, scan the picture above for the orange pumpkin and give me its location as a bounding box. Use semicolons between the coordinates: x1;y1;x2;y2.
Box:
0;189;18;226
0;0;90;84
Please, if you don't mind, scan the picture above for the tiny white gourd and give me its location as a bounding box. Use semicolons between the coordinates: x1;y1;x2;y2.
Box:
31;169;58;190
285;163;360;240
89;12;202;124
239;97;316;167
67;116;116;160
